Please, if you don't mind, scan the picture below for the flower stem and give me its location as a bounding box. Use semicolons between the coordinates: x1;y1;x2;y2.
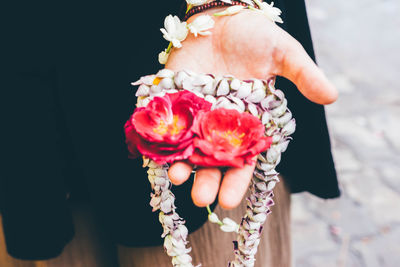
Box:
206;205;212;215
206;205;224;226
186;4;193;14
166;42;173;53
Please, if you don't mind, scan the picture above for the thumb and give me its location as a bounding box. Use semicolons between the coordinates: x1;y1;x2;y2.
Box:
277;33;338;105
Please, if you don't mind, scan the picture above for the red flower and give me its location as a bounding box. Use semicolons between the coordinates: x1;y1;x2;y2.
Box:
124;90;212;164
189;109;272;168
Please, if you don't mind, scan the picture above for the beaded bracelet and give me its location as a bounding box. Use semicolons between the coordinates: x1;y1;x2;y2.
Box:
183;0;252;21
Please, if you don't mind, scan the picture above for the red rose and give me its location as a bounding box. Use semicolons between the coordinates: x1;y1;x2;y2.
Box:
124;90;212;164
189;109;272;168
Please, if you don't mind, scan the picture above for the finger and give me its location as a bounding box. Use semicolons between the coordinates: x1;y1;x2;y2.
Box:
218;163;255;210
278;32;338;105
168;161;193;185
191;168;222;207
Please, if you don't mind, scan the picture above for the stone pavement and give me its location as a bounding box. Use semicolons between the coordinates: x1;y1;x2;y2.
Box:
291;0;400;266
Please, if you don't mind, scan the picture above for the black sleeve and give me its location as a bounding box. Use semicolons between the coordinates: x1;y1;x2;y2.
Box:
1;3;75;259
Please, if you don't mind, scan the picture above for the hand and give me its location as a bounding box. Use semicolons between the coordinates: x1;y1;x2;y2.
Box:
166;8;338;209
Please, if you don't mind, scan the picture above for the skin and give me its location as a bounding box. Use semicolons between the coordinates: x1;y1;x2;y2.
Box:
166;8;338;210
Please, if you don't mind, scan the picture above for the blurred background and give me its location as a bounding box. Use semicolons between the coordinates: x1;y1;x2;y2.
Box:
291;0;400;266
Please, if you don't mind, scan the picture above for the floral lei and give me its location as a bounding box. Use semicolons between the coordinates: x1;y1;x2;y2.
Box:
124;1;293;267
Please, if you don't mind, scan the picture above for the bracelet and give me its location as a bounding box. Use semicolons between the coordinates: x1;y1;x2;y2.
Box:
184;0;251;21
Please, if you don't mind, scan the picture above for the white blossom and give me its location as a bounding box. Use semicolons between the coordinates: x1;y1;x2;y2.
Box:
256;1;283;23
156;69;175;78
158;49;169;64
220;218;239;233
160;15;189;48
208;213;220;224
135;84;150;97
217;79;230;96
214;5;245;16
186;0;208;6
188;15;215;37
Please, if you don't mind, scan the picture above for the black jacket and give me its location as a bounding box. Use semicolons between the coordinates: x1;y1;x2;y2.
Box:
1;0;339;260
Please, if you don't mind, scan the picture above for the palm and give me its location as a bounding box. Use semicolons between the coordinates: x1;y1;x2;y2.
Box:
166;9;338;209
167;10;337;104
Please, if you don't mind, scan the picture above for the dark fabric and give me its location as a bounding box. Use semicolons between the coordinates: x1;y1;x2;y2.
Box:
275;0;341;198
1;0;339;261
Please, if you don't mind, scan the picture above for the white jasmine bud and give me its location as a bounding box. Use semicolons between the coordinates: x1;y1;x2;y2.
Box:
150;85;161;94
160;198;173;213
246;89;266;103
158;77;174;89
252;79;264;91
252;213;267;223
267;180;277;191
274;111;292;127
261;111;271;125
150;196;161;209
247;102;259;117
217;79;230;96
261;94;275;110
282;118;296;136
202;82;216;95
204;95;217;106
182;76;197;91
256;182;267;191
220;218;239;233
272;134;281;143
236;82;252;99
174;71;189;88
266;146;280;163
137;97;150;107
158;50;169;65
270;99;287;117
228;95;245;112
277;140;290;153
257;162;274;172
208;213;220;224
230;79;241;90
152;91;167;98
135;84;150;97
215;97;231;109
193;74;213;86
131;75;156;86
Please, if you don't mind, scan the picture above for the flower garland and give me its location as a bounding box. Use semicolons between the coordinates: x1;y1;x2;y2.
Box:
158;0;283;65
125;2;290;267
126;69;294;267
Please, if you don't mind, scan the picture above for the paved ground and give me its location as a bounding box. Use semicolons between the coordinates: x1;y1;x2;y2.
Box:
291;0;400;266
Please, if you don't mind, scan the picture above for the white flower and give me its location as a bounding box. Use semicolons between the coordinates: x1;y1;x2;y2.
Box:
208;213;220;224
188;15;215;37
158;49;169;64
220;218;239;233
186;0;208;6
256;1;283;23
214;5;245;16
160;15;189;48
